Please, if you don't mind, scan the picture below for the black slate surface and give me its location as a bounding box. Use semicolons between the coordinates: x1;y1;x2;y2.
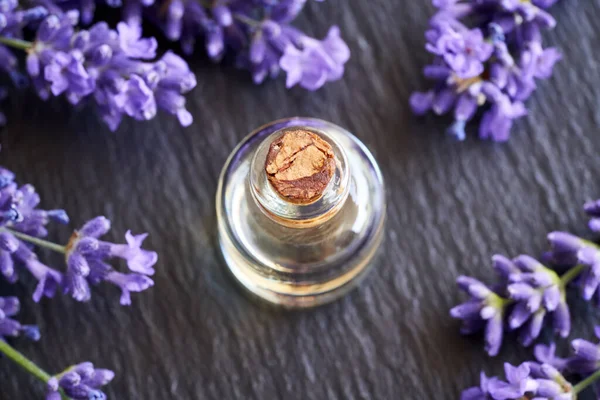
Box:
2;1;600;399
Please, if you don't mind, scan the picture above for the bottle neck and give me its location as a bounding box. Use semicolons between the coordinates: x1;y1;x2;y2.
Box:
249;127;350;229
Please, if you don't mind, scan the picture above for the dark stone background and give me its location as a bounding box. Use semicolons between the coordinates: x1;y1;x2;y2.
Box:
2;0;600;398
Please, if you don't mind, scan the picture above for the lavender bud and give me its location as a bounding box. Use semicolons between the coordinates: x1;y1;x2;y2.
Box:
59;371;81;388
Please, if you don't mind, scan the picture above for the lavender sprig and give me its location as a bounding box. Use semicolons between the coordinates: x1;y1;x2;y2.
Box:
452;198;600;356
411;0;561;141
462;361;575;400
0;2;196;131
451;254;574;356
46;362;114;400
0;339;114;400
462;330;600;400
63;216;156;304
0;166;158;305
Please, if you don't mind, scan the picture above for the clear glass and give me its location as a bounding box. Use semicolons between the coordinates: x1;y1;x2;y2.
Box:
216;118;386;308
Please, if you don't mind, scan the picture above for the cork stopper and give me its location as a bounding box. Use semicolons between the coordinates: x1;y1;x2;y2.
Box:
265;130;336;204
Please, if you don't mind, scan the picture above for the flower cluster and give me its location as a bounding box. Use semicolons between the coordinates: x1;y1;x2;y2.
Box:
0;0;348;130
411;0;562;141
451;255;568;356
452;197;600;356
62;216;156;305
462;329;600;400
110;0;350;90
0;0;195;131
462;362;574;400
26;14;196;131
46;362;114;400
0;167;157;305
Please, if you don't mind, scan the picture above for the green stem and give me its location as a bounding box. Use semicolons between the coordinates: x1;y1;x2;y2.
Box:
0;36;33;51
560;264;585;287
0;341;70;399
574;368;600;394
2;228;67;253
580;238;600;249
0;340;51;382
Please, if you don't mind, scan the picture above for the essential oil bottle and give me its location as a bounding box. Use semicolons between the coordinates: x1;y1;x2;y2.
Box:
216;118;386;308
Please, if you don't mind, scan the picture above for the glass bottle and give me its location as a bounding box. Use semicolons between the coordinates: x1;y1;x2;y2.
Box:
216;118;386;308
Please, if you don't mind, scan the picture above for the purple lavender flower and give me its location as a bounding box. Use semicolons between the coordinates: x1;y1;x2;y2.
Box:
489;41;535;102
492;254;521;285
2;0;343;131
524;43;562;80
0;1;48;84
461;372;498;400
546;231;600;305
496;0;556;35
279;26;350;90
568;326;600;375
0;168;156;305
0;172;68;288
506;255;570;343
0;169;19;226
69;217;157;275
9;184;69;236
478;98;527;141
584;199;600;232
0;296;40;341
487;362;539;399
23;14;196;131
463;362;575;400
13;242;63;301
132;0;349;90
569;337;600;375
46;362;114;400
532;364;574;400
546;231;589;267
425;20;492;79
64;216;156;304
412;0;560;141
0;1;49;125
576;247;600;302
452;251;589;354
450;275;507;356
534;342;568;372
454;196;600;354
